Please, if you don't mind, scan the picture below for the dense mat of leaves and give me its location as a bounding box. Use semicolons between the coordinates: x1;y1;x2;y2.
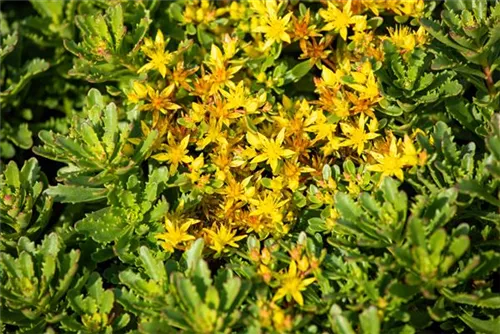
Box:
1;0;500;333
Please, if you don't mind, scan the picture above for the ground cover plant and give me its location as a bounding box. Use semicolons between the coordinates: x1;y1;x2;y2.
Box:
1;0;500;333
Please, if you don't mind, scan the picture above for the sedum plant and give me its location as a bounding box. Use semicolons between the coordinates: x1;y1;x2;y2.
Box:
63;1;153;83
34;89;157;191
61;272;130;333
376;40;463;120
0;14;48;158
116;241;251;333
1;0;500;333
420;0;500;134
0;158;53;249
0;233;81;333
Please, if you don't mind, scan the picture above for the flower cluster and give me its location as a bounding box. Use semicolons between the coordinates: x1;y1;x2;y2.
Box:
127;0;427;254
3;0;500;333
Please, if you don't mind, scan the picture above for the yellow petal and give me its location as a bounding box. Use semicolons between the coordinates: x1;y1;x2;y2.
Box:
273;287;287;302
276;127;286;146
292;290;304;306
246;132;262;149
301;277;316;288
180;135;190;150
251;154;268;164
289;260;297;276
340;27;348;40
151;153;171;162
155;30;164;47
161;84;176;98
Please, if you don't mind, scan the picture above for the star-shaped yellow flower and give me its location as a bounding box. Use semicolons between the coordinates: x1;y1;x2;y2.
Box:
273;261;316;306
152;133;192;174
339;114;380;155
246;128;295;173
319;0;362;40
138;30;173;77
367;135;406;181
254;0;293;49
204;224;246;254
155;217;199;253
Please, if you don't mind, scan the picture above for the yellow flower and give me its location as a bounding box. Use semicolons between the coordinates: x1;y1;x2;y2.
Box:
204;224;246;254
367;135;406;181
246;128;295;173
229;1;246;21
332;97;352;118
351;15;368;32
221;80;266;113
141;84;181;114
273;261;315;306
187;154;205;183
256;12;293;49
155;217;199;253
399;0;425;18
320;59;350;88
306;109;339;142
206;44;242;94
152;133;192;173
401;134;418;166
127;81;148;104
138;30;173;77
249;191;289;224
319;0;361;40
361;0;382;16
402;134;427;167
347;62;380;101
282;160;315;192
339;114;380;155
387;25;416;52
218;174;254;212
322;136;343;157
196;118;225;150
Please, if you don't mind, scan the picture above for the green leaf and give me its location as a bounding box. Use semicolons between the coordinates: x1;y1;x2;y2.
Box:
4;160;21;188
45;185;108;203
30;0;64;21
330;305;356;334
360;306;380;334
408;218;426;247
457;180;500;207
75;208;128;243
335;193;362;221
322;164;332;181
107;4;124;51
173;273;202;311
284;60;313;83
183;239;204;274
441;288;500;308
419;18;470;53
445;98;481;133
139;246;165;282
459;313;500;334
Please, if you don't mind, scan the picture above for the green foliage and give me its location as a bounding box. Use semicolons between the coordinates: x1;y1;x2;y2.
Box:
0;233;81;333
409;121;483;194
61;272;130;333
63;1;153;82
74;166;171;263
0;158;53;249
2;1;500;333
421;0;500;131
34;89;157;189
330;177;408;248
322;121;500;331
377;42;463;117
0;15;50;157
116;241;251;333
